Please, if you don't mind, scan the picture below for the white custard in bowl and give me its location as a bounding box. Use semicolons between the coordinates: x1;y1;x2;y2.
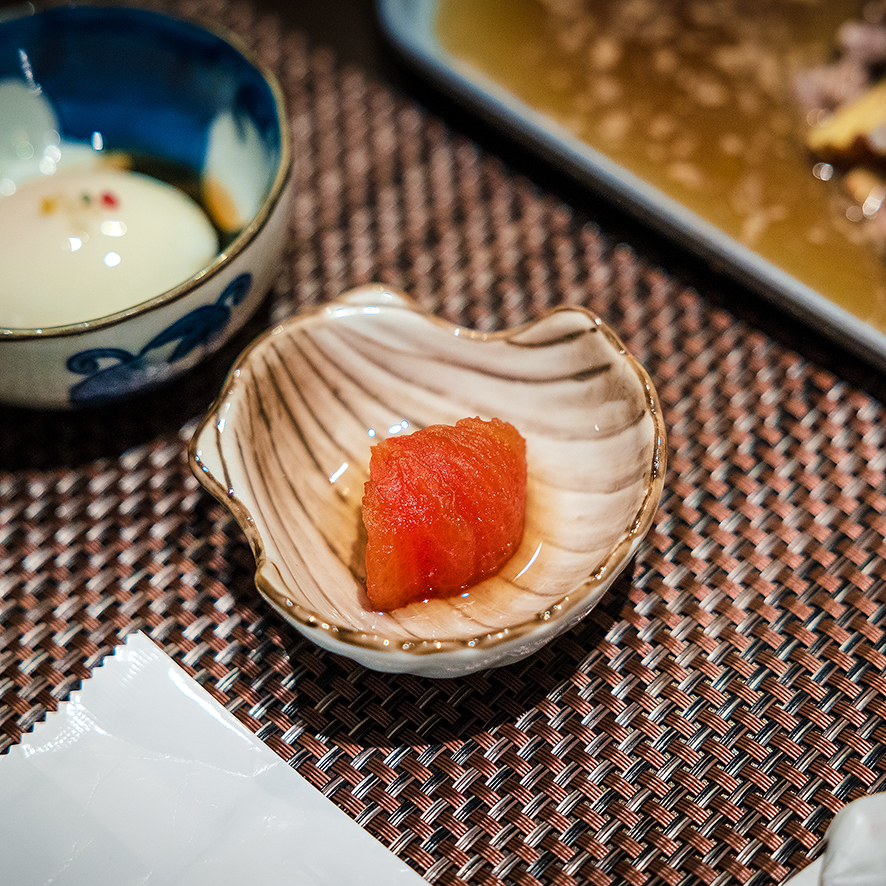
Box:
0;166;219;329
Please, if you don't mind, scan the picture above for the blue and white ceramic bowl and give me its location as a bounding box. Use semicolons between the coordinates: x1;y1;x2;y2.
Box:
0;5;291;408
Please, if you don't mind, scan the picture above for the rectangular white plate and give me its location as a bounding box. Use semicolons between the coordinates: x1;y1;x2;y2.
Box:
376;0;886;371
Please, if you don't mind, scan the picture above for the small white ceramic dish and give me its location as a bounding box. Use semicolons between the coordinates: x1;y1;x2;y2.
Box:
0;6;291;408
0;632;426;885
189;285;666;677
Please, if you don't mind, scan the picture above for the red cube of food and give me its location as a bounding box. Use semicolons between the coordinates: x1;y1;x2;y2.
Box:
362;417;527;611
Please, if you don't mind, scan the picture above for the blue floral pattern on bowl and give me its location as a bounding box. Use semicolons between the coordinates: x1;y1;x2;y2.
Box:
0;5;291;410
66;272;252;406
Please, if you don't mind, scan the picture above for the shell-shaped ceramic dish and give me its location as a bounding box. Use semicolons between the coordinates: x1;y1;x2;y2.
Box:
189;285;666;677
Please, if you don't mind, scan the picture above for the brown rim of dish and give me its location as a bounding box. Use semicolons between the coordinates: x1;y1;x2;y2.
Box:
0;5;292;341
188;290;668;657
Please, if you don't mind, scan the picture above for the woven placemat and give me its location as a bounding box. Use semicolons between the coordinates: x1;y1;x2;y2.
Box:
3;2;886;885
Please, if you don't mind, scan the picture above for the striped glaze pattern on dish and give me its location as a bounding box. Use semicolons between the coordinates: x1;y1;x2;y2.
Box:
189;285;666;676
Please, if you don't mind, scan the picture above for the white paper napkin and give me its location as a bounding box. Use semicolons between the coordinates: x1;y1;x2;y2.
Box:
817;793;886;886
0;632;427;886
783;793;886;886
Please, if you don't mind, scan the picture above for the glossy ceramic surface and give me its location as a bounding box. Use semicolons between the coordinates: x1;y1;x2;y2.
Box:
0;632;426;885
190;286;667;677
376;0;886;372
0;6;291;408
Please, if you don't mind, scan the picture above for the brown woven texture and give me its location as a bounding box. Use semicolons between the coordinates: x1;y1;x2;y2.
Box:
3;2;886;885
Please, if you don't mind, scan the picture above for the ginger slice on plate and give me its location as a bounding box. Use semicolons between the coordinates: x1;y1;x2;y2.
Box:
807;77;886;164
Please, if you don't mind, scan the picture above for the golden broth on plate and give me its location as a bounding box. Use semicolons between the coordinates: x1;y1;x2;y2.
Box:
436;0;886;330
